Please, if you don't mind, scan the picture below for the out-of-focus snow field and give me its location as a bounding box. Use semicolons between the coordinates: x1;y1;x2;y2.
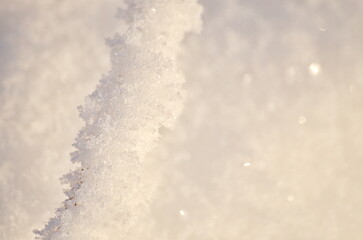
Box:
1;0;363;239
0;0;125;238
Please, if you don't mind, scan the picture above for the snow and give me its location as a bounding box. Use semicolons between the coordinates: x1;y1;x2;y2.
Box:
34;0;202;239
1;0;363;239
0;1;123;239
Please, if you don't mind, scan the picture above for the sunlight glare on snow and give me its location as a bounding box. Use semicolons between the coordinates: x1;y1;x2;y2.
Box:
309;62;321;76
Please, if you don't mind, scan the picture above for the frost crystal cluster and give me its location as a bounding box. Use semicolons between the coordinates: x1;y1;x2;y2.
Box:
34;0;201;239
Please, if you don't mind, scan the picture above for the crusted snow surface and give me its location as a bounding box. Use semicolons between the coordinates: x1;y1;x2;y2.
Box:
34;0;202;239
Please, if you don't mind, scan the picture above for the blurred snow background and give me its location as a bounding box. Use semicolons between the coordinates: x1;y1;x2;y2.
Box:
1;0;363;239
0;0;125;238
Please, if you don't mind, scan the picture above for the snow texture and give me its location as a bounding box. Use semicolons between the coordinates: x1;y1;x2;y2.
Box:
1;0;363;239
126;1;363;239
33;0;202;239
0;0;123;239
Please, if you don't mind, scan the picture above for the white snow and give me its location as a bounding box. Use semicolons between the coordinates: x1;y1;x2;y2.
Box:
1;0;363;239
34;0;202;239
0;1;123;239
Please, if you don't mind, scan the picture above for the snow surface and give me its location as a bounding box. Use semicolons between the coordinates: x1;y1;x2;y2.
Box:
0;0;123;239
1;0;363;239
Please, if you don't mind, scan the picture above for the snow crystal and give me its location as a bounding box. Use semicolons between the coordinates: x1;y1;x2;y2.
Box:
34;0;202;239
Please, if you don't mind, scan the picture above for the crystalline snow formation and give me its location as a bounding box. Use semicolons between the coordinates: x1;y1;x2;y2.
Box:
2;0;363;239
34;0;202;239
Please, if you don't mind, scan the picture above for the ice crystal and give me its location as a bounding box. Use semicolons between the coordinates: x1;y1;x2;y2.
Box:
34;0;202;239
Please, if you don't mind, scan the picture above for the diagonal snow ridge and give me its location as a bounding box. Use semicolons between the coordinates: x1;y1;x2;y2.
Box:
35;1;202;239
